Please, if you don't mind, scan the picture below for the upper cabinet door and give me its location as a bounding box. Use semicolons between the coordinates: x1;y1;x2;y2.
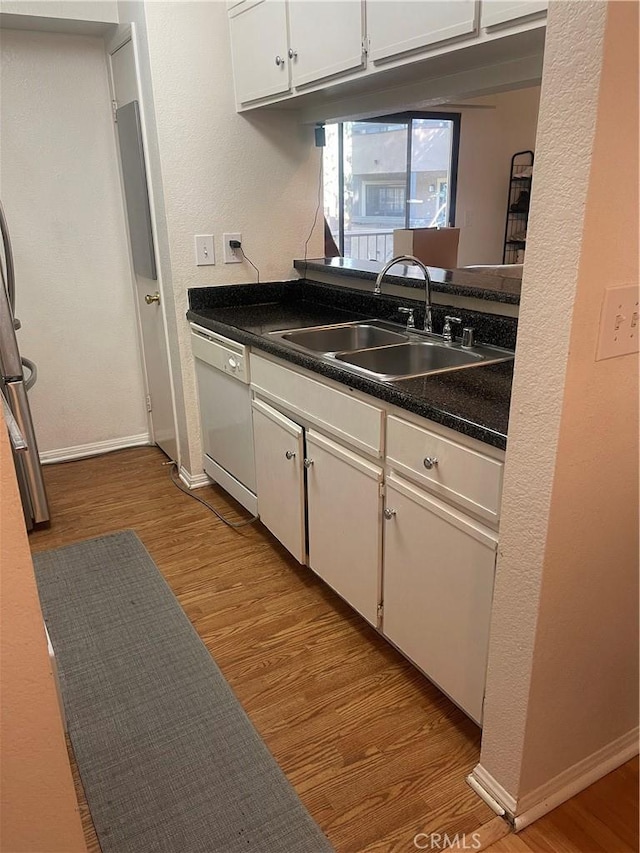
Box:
229;0;290;104
288;1;364;89
367;1;478;65
481;1;548;29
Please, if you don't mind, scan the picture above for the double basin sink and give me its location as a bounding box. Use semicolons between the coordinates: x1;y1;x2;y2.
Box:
269;320;514;381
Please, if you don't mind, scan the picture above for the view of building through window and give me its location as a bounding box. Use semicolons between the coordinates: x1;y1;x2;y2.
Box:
323;115;460;262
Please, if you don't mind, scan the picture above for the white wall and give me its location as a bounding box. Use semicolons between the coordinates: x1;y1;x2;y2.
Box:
477;0;638;814
0;1;118;23
119;0;323;475
453;86;540;266
0;28;149;457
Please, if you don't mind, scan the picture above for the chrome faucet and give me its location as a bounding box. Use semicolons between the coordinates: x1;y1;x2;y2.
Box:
374;254;433;333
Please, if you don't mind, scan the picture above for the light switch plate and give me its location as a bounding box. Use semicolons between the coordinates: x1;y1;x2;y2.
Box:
596;284;639;361
195;235;215;266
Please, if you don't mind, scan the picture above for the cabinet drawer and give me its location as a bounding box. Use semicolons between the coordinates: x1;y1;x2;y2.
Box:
250;353;384;457
386;415;503;523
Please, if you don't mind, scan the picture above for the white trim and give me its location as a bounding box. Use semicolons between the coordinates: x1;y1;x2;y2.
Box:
513;727;640;831
468;763;517;817
466;774;505;817
469;726;639;830
40;433;151;465
178;466;211;490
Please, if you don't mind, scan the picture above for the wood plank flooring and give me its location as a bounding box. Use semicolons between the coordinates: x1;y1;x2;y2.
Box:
29;447;638;853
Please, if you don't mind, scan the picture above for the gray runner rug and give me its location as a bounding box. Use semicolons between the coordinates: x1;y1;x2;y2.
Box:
34;530;334;853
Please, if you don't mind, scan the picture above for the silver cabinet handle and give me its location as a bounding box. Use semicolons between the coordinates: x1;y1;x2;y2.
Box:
145;292;160;304
383;508;396;520
275;55;285;66
303;458;314;468
288;48;297;59
285;450;296;460
423;456;438;470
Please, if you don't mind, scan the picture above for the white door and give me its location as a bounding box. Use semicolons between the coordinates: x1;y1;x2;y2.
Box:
288;1;364;89
252;399;306;563
382;473;497;724
109;39;177;462
229;0;291;104
481;1;547;29
367;1;477;64
306;430;383;626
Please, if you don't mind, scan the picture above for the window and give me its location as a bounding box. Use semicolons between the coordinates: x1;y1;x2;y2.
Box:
323;113;460;262
364;184;406;217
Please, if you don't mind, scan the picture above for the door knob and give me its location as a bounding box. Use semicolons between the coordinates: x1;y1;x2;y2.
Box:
285;450;296;460
145;292;160;305
303;458;314;469
383;508;396;520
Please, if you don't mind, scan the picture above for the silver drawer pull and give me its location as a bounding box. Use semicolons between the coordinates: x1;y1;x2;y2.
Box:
303;458;314;469
285;450;296;460
383;508;396;520
423;456;439;470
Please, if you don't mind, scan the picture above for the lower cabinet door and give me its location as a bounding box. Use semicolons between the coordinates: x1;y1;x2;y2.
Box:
382;473;497;724
306;430;383;626
252;399;305;563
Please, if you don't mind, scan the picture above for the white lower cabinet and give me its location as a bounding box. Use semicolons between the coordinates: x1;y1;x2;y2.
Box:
252;398;305;562
306;430;382;626
252;399;383;624
249;356;503;724
382;473;497;724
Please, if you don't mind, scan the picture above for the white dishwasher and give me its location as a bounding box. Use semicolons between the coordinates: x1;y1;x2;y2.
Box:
190;323;257;514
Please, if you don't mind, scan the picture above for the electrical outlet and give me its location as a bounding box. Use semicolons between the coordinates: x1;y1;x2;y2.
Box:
223;232;242;264
596;284;639;361
194;235;215;266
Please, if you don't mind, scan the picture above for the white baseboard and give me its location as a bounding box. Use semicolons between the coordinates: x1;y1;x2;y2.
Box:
468;765;517;820
469;726;639;831
178;466;211;490
40;433;151;465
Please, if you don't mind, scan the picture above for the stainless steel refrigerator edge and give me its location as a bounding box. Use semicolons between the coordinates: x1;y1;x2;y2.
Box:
0;200;50;528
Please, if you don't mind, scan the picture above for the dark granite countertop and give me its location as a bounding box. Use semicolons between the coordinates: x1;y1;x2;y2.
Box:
187;280;514;450
295;257;522;305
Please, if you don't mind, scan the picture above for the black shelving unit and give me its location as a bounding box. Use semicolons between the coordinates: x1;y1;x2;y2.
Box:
502;150;534;264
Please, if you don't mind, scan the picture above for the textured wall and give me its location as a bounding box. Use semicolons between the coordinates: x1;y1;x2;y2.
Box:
516;0;639;795
0;421;86;852
126;0;322;474
455;86;540;266
480;0;638;803
0;28;149;455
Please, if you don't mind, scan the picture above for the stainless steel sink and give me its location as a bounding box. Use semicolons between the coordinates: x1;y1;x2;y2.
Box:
335;340;513;380
277;323;408;353
269;319;514;380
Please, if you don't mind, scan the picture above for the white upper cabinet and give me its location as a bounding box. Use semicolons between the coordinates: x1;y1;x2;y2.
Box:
229;0;363;105
229;0;291;105
481;0;548;29
288;1;364;88
366;0;478;65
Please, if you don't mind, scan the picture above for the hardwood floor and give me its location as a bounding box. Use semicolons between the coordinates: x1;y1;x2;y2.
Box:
29;447;638;853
